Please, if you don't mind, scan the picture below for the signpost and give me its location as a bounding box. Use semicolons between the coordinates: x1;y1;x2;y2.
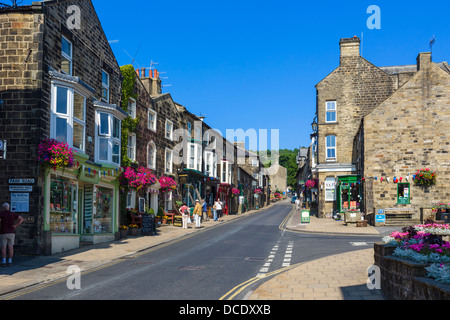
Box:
301;209;310;224
141;214;155;235
173;215;183;227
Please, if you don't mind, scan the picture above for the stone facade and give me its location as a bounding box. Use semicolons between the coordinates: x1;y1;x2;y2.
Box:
356;53;450;219
0;0;125;254
312;36;450;222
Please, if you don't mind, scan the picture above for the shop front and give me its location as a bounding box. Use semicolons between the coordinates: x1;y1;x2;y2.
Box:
336;175;361;214
179;169;206;208
218;183;232;214
45;154;120;254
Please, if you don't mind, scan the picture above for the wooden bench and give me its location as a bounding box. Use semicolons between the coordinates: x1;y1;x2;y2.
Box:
384;207;415;219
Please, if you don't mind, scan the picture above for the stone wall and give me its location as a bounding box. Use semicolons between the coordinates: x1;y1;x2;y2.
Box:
374;243;450;300
361;53;450;215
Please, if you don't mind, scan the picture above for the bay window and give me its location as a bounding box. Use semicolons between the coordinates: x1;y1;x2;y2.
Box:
204;151;217;177
96;111;121;165
51;84;86;151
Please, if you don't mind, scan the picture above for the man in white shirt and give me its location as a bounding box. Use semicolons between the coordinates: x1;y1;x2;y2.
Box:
295;198;300;211
213;200;222;221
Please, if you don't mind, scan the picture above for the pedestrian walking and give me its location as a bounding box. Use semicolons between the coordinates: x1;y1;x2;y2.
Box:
295;198;300;211
202;199;208;222
193;199;202;228
214;199;223;221
179;202;189;229
0;203;24;267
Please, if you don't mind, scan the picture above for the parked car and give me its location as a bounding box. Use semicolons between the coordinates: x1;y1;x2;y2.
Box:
290;196;297;203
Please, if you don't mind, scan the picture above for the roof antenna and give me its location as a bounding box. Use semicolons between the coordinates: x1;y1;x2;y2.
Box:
429;35;436;61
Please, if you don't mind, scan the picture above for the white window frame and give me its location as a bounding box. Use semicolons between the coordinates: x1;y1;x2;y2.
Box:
148;109;157;131
127;133;136;161
187;142;202;171
165;119;173;141
165;148;173;174
50;83;86;152
147;140;156;170
101;70;110;103
204;151;217;177
325;135;336;161
126;190;136;209
325;101;337;123
204;131;210;144
221;160;231;184
96;111;121;165
61;36;73;76
127;98;136;119
251;159;259;167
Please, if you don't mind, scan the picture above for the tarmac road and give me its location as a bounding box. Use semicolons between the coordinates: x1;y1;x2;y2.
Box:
3;201;385;301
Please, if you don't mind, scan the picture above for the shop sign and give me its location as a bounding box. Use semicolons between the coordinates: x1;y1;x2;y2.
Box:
142;214;155;234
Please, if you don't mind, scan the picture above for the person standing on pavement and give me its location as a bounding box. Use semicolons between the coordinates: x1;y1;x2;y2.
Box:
201;199;208;222
0;203;24;267
214;199;223;221
295;198;300;211
193;199;202;228
179;202;189;229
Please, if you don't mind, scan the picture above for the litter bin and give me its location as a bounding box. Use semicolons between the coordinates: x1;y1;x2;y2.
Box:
301;210;310;224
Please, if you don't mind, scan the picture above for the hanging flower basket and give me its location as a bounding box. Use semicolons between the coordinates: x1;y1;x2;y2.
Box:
159;176;177;193
37;138;75;170
305;179;317;189
231;188;240;196
254;188;262;194
119;166;157;191
413;169;436;186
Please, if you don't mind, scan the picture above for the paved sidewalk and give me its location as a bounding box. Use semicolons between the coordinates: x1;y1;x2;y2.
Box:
248;206;385;300
0;201;387;300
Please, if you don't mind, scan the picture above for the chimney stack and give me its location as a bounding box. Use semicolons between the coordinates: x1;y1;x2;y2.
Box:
140;68;162;96
416;52;432;71
339;36;360;60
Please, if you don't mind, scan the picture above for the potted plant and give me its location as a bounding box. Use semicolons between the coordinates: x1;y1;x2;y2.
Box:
128;224;139;236
162;215;169;225
119;225;128;238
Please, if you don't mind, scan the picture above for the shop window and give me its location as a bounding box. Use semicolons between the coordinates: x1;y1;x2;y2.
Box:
397;183;410;204
326;101;336;123
93;186;113;234
49;175;78;234
51;85;86;151
61;36;72;75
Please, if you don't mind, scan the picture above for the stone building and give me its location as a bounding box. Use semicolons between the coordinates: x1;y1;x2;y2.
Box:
354;52;450;224
0;0;126;254
311;36;450;222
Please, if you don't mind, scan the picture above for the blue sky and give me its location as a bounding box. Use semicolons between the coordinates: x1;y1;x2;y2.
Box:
21;0;450;150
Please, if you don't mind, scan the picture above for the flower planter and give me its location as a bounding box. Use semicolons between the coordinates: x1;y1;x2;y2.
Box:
119;229;128;238
356;220;368;227
374;243;450;300
129;227;139;236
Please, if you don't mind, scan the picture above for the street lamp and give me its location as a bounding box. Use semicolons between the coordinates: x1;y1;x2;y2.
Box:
311;116;318;133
